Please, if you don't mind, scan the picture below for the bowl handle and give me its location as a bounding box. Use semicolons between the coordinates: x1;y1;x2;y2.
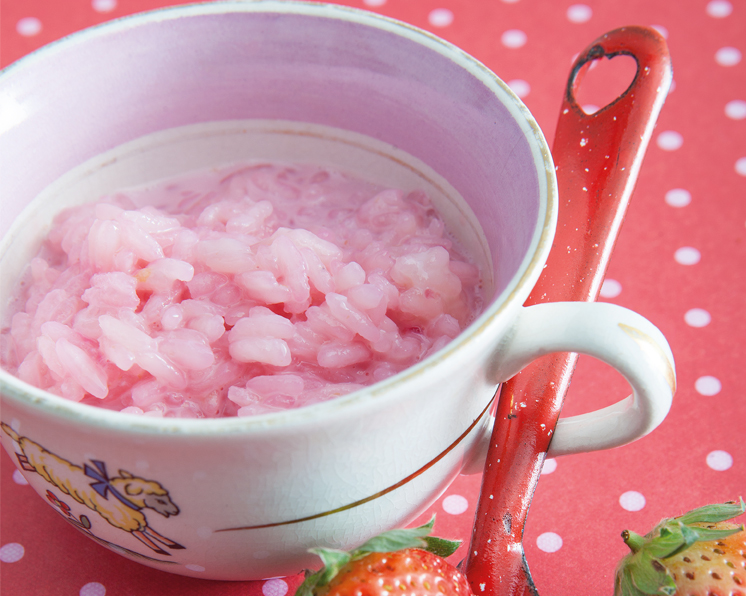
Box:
492;301;674;455
463;26;672;595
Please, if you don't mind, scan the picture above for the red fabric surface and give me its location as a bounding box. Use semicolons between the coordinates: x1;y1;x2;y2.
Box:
1;0;744;595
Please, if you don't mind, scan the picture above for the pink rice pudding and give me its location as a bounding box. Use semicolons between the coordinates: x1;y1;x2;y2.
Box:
0;163;483;418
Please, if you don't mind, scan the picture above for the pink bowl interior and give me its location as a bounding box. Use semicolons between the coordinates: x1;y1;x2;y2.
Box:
0;4;548;304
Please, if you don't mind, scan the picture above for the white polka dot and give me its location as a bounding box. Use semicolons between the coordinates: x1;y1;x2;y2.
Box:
263;578;289;596
92;0;117;12
674;247;701;265
541;458;557;474
716;47;742;66
428;8;454;28
707;0;733;17
619;491;646;511
656;130;683;151
502;0;520;3
185;564;205;572
0;543;25;563
706;450;733;471
665;188;691;207
725;100;746;120
582;104;600;114
736;157;746;176
12;469;29;485
684;308;711;327
442;494;469;515
536;532;563;552
16;17;42;36
566;4;592;23
695;376;722;396
507;79;530;98
501;29;527;48
80;583;106;596
600;279;622;298
651;25;669;39
196;526;213;539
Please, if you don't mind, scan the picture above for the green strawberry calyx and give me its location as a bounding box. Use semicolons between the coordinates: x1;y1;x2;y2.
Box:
614;498;746;596
296;516;461;596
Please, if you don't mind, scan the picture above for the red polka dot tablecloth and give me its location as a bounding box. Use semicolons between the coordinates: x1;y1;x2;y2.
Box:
1;0;744;595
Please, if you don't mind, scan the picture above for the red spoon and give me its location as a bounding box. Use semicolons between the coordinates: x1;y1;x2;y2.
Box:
463;26;673;596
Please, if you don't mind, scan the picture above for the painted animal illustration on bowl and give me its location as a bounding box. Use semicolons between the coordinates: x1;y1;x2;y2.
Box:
1;422;184;556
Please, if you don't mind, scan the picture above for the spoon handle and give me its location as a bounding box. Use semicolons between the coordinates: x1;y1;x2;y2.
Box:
463;26;672;596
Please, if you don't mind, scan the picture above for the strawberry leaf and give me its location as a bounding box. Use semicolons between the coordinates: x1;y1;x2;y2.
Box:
629;551;677;596
677;524;744;545
645;527;687;559
422;536;462;558
351;516;435;556
297;548;352;595
312;548;352;583
615;561;651;596
676;498;745;525
295;569;323;596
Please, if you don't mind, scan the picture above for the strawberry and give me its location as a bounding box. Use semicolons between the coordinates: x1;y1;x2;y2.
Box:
614;498;746;596
296;517;472;596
